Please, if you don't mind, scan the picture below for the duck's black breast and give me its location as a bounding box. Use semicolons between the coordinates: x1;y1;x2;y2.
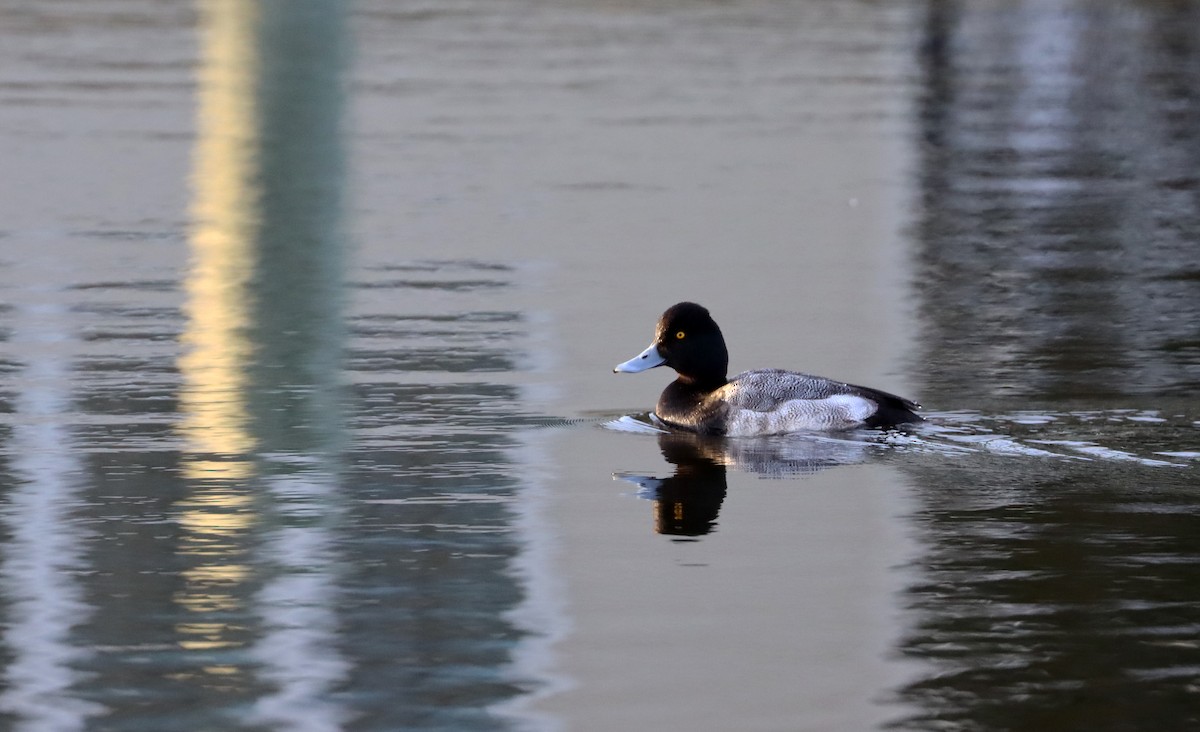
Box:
655;379;732;435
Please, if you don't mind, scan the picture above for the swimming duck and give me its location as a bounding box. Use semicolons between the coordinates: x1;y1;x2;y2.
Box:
613;302;922;435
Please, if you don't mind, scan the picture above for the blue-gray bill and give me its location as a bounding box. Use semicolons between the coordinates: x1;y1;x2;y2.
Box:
614;343;666;373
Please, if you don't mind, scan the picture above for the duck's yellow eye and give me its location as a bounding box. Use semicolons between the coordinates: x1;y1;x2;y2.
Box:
675;331;686;339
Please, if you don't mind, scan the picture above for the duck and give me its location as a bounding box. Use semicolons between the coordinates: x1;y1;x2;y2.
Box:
613;302;922;435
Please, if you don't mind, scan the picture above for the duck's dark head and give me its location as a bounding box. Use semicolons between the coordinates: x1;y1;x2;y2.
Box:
613;302;729;387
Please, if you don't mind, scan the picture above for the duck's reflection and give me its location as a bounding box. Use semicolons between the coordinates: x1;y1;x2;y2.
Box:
617;431;873;537
618;434;729;537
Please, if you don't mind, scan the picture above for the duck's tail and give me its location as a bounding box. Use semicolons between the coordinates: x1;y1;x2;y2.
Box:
859;387;924;428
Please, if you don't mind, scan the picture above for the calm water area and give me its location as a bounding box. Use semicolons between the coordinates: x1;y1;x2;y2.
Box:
2;1;1199;730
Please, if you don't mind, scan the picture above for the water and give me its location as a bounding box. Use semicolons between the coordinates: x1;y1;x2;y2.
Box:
1;1;1199;731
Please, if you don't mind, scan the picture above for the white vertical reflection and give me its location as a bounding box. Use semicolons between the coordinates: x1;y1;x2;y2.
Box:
494;307;570;732
0;276;103;729
494;435;571;732
250;468;350;731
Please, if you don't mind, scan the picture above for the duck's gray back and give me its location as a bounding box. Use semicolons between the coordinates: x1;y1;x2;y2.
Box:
722;369;855;410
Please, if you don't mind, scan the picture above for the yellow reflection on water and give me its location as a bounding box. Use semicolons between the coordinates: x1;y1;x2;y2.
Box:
179;0;263;480
175;492;254;535
176;623;246;651
173;0;265;679
170;479;255;661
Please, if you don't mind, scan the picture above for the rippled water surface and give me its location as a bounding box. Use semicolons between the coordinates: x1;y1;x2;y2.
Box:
1;1;1199;731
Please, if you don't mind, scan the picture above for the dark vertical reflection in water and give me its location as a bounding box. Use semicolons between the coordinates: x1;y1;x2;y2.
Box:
898;2;1200;730
914;0;1200;404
